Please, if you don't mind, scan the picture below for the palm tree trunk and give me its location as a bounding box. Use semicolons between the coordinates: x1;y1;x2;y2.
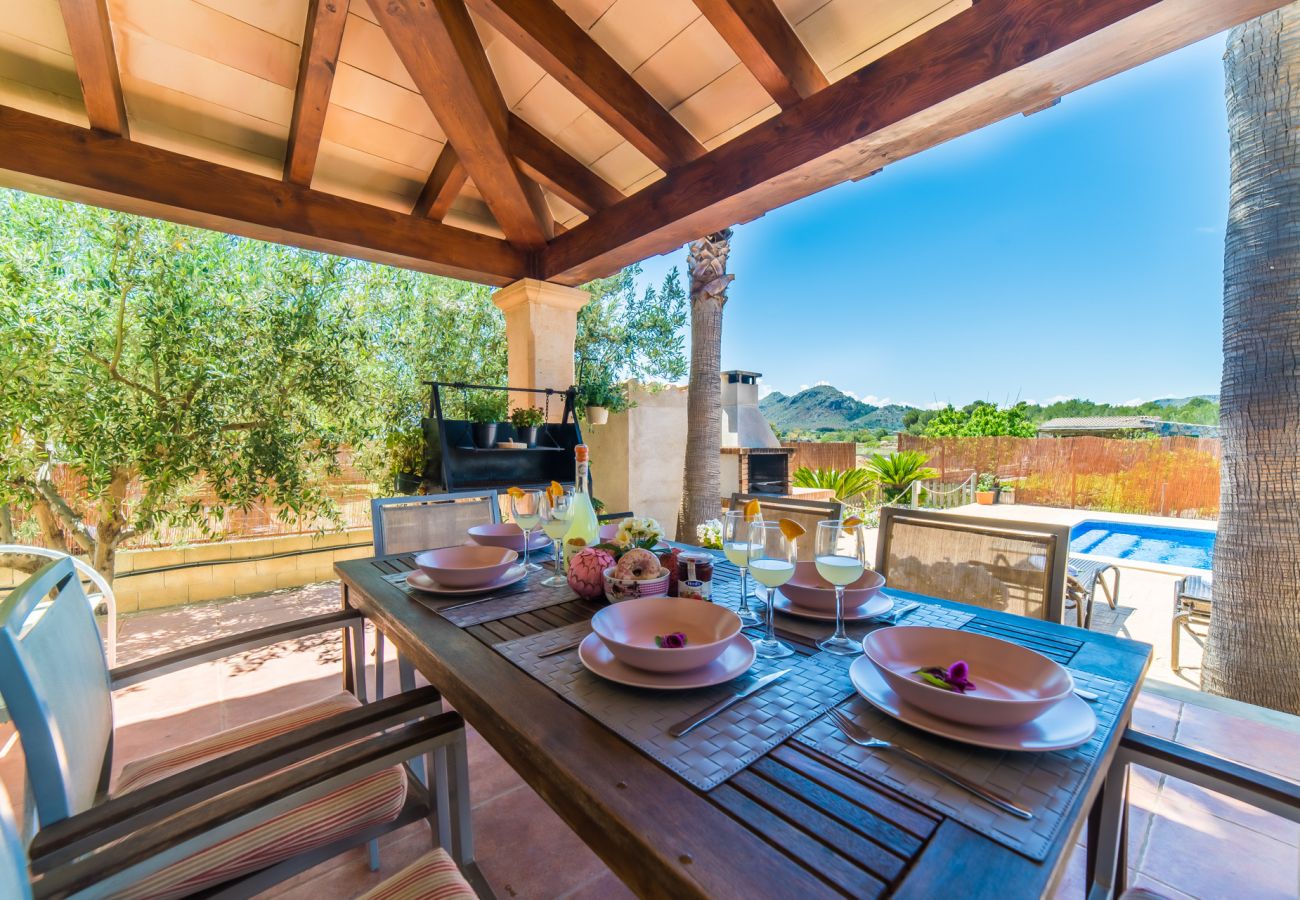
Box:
1203;6;1300;714
678;229;734;540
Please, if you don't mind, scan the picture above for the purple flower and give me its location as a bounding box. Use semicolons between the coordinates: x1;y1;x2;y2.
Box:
655;632;688;649
914;660;976;693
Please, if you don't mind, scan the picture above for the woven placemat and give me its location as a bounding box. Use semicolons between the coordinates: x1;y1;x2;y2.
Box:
495;621;856;791
385;567;577;627
796;668;1128;860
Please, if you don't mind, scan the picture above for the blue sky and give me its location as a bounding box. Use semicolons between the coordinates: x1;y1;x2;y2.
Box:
633;34;1230;409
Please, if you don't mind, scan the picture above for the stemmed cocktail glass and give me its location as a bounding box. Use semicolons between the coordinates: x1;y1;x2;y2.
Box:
723;509;762;625
815;518;867;655
540;489;573;586
747;521;796;658
510;488;544;572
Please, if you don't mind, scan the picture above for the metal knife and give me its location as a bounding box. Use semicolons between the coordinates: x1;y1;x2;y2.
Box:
668;669;790;738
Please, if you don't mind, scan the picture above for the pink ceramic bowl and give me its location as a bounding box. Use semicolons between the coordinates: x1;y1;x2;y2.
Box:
776;561;885;612
414;545;518;588
602;566;671;603
467;523;551;552
863;626;1073;728
590;596;742;673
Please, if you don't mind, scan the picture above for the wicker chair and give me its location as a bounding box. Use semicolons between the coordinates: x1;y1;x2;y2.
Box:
875;507;1070;623
728;493;842;561
0;558;469;898
1171;573;1212;673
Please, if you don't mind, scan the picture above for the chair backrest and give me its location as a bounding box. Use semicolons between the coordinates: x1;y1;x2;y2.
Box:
0;544;117;666
876;507;1069;622
371;491;501;556
0;785;32;900
729;494;843;560
0;558;114;826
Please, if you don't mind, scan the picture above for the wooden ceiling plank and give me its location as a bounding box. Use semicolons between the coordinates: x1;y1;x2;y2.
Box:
413;142;469;220
367;0;552;248
0;104;528;285
509;113;622;215
284;0;351;185
465;0;706;170
541;0;1289;284
57;0;128;135
691;0;827;109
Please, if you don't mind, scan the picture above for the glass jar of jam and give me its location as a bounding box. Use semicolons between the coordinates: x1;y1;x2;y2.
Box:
677;551;714;600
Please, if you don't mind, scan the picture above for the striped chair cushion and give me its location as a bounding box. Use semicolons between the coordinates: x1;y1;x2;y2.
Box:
358;848;477;900
110;692;406;900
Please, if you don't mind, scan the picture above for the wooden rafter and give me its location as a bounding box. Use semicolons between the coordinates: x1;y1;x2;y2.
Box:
465;0;706;171
542;0;1289;284
413;144;469;220
691;0;827;109
0;106;528;285
57;0;128;136
368;0;552;249
284;0;350;186
509;115;623;216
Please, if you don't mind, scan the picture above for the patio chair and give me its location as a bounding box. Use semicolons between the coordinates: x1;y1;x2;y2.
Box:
1171;573;1212;673
0;558;472;898
1066;556;1121;630
0;543;117;666
729;493;842;561
875;507;1070;623
370;491;500;700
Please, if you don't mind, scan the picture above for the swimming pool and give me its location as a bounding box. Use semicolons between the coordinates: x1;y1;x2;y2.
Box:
1069;519;1216;569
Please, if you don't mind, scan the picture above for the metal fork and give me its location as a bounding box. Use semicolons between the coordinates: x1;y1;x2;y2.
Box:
827;708;1033;820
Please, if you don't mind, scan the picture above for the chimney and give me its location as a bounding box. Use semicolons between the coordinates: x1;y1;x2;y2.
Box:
718;370;792;496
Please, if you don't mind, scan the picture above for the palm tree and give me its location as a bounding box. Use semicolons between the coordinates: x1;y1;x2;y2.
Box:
677;229;734;539
863;451;938;503
1202;6;1300;715
791;467;875;504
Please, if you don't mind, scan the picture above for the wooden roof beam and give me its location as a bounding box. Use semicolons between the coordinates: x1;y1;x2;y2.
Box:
413;144;469;220
57;0;128;136
541;0;1291;284
509;115;623;216
465;0;706;171
284;0;350;185
368;0;552;249
691;0;827;109
0;106;528;286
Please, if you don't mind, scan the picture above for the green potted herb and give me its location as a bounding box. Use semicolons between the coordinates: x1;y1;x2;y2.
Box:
385;427;425;493
579;378;629;425
509;405;545;446
465;392;508;448
975;473;997;505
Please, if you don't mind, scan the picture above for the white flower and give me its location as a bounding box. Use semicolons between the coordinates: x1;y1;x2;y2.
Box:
696;518;722;549
616;516;662;548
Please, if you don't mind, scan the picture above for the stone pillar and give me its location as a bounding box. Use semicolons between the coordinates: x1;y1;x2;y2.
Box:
492;278;589;420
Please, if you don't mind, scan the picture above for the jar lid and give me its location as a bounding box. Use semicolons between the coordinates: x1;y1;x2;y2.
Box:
678;550;713;563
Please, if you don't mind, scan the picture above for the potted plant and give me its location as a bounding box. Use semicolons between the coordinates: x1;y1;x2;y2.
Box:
579;377;628;425
465;393;508;449
997;480;1015;504
509;405;545;447
385;427;424;493
975;473;997;505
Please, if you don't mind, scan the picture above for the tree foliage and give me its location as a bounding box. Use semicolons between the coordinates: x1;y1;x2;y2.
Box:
791;467;875;502
917;401;1038;438
862;451;939;502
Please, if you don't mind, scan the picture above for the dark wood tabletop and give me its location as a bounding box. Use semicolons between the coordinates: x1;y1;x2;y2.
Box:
337;552;1150;899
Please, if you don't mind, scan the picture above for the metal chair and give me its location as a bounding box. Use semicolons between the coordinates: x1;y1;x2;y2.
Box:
0;558;471;898
876;507;1070;623
0;543;117;666
370;491;500;699
1066;556;1121;630
1171;573;1212;673
729;493;842;560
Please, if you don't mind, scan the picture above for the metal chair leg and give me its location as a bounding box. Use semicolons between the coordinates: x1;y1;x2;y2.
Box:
375;629;386;701
367;839;381;872
349;621;369;704
447;732;474;866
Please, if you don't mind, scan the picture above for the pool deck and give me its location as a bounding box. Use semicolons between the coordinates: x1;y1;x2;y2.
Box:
952;502;1217;535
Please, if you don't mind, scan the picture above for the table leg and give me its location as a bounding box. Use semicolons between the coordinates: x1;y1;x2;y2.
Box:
1086;755;1129;898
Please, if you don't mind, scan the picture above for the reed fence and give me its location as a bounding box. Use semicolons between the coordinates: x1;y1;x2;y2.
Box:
783;441;857;474
897;434;1221;519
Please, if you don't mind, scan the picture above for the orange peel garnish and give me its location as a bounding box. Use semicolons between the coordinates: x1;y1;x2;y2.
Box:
743;499;762;521
507;486;525;500
842;515;864;532
779;518;805;542
546;480;565;502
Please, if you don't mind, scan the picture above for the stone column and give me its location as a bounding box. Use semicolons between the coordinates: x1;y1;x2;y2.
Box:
492;278;589;420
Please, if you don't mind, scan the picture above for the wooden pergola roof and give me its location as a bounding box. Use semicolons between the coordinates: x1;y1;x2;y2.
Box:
0;0;1285;287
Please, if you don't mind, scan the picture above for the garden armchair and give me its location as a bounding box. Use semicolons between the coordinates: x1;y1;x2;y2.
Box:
1066;556;1121;630
0;544;117;666
729;493;842;561
1171;573;1212;673
0;558;471;898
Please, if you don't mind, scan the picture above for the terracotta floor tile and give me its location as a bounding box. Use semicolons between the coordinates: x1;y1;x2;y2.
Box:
1175;704;1300;782
1129;872;1199;900
1160;777;1300;847
111;660;226;722
1139;802;1298;900
466;726;529;807
1133;691;1183;741
472;784;614;899
109;705;225;783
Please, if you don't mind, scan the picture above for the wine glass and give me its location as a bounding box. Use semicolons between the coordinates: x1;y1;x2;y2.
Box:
723;509;762;626
540;489;573;586
747;522;796;658
510;488;544;571
815;519;867;655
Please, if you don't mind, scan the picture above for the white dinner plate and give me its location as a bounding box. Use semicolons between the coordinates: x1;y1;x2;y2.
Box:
771;593;893;622
848;656;1097;751
577;632;756;690
406;565;527;596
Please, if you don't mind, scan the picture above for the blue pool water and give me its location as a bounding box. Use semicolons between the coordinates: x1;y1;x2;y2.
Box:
1069;519;1215;569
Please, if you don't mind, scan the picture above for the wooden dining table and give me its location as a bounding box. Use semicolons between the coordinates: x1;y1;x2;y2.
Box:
337;548;1151;900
